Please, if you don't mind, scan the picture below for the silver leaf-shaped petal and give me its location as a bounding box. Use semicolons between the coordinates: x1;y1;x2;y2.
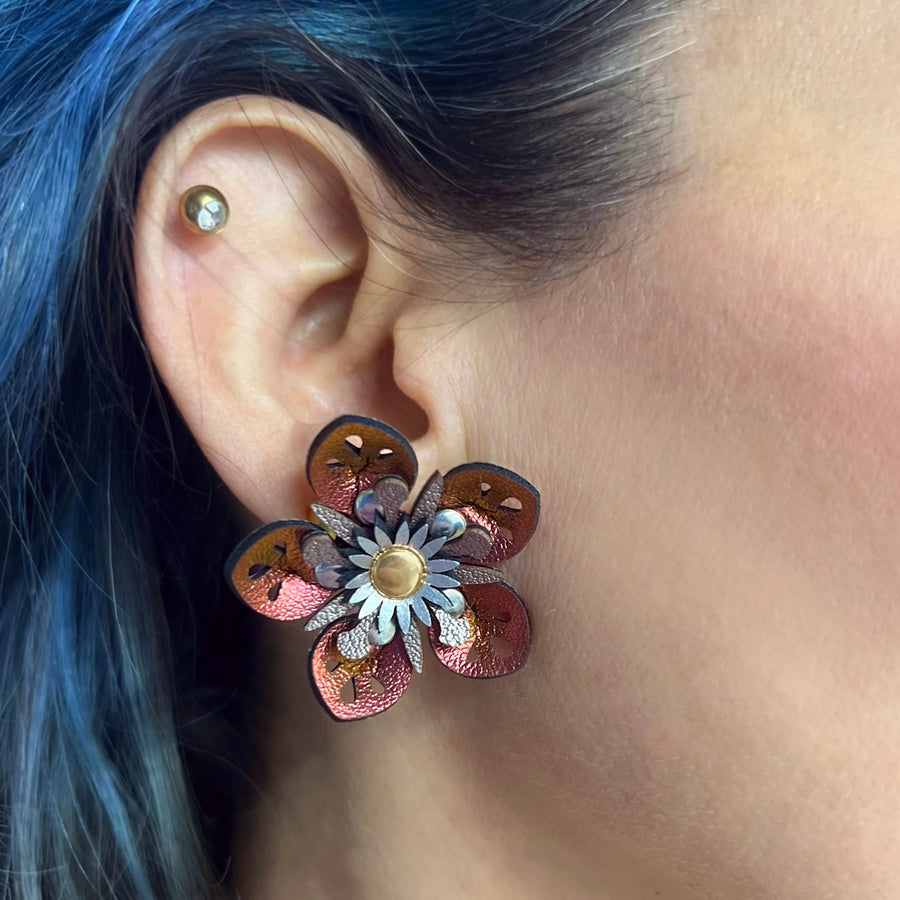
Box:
305;597;354;631
455;564;503;585
311;504;357;543
402;621;424;673
434;607;471;647
336;613;376;659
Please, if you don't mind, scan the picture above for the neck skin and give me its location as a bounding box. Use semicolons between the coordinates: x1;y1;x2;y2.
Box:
231;623;702;900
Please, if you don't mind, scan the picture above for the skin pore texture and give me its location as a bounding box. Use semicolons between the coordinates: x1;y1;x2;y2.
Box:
134;1;900;897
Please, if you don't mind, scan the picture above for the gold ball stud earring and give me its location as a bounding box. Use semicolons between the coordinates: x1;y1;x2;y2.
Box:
180;185;229;235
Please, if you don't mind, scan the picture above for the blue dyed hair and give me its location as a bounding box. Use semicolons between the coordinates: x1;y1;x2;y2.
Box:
0;1;681;895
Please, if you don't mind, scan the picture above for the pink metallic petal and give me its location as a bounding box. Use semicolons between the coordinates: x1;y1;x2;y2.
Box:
225;520;335;621
428;582;531;678
307;416;417;517
310;619;413;721
439;464;539;564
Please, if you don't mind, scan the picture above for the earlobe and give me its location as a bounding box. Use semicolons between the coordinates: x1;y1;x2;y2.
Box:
133;96;425;522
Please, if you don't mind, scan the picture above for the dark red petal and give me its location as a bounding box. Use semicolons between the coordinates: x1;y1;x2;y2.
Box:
225;520;334;621
440;464;540;564
306;416;417;516
309;619;413;720
428;582;531;678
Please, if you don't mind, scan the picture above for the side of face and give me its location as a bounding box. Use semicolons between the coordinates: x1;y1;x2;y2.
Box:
430;0;900;893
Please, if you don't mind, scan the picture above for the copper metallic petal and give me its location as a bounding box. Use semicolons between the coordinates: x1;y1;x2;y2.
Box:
225;520;334;621
309;620;413;721
306;416;418;517
428;582;531;678
440;464;539;564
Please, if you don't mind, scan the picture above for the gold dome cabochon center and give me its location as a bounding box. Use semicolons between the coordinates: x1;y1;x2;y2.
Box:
370;546;427;600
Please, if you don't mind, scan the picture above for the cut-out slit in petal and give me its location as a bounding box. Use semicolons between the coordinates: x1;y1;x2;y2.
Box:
429;582;530;678
310;619;412;720
225;520;334;621
307;416;418;516
440;464;539;564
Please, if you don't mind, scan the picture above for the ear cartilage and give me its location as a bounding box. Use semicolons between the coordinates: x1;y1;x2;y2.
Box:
180;185;229;235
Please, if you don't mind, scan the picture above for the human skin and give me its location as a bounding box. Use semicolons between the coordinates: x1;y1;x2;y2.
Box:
136;1;900;897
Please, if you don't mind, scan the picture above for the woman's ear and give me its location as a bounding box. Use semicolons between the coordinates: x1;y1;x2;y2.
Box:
133;96;441;522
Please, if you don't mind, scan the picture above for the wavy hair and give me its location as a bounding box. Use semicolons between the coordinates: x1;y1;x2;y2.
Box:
0;1;683;896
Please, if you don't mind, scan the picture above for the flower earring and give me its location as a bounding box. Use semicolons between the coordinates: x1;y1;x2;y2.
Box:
225;415;540;721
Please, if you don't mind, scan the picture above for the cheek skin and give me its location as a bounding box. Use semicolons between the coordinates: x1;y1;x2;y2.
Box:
441;183;900;895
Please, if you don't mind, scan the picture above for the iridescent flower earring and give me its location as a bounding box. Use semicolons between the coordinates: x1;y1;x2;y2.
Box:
225;415;540;721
